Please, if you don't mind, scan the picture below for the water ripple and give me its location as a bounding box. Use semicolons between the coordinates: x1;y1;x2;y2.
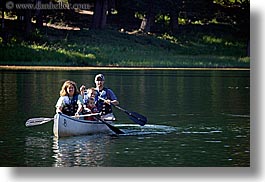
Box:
114;124;177;136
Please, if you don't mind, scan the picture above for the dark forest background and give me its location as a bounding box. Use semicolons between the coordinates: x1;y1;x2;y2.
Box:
0;0;250;67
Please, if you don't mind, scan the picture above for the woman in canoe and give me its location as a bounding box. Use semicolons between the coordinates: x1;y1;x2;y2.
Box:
55;80;83;116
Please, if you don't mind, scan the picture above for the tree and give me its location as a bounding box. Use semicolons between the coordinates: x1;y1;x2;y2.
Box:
13;0;34;36
139;0;155;32
35;0;44;28
162;0;182;33
24;2;32;35
91;0;108;29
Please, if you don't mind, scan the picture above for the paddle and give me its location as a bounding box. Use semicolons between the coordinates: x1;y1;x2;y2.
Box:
25;117;54;127
98;97;147;126
25;113;101;127
94;115;125;135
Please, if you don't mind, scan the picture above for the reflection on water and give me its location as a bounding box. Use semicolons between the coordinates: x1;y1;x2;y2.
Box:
52;134;113;167
24;124;177;167
25;135;54;167
51;124;177;167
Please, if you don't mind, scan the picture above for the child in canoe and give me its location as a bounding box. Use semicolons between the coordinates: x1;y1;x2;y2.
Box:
83;97;100;120
80;86;100;120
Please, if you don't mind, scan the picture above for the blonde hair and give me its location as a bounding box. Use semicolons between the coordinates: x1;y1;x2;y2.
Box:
59;80;79;96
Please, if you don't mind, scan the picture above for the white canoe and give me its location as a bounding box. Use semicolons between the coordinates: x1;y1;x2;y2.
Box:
53;113;113;138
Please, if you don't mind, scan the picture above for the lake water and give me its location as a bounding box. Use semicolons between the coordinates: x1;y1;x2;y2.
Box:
0;69;250;167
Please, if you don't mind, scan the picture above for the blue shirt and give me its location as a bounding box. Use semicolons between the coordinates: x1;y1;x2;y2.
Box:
95;87;117;113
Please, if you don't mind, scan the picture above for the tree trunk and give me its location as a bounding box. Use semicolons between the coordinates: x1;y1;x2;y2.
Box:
169;10;179;33
100;0;108;28
35;0;43;28
92;0;108;29
25;9;32;36
142;13;155;33
140;2;155;32
92;0;101;29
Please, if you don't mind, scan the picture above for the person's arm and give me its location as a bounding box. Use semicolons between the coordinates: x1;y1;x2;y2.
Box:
55;97;64;113
104;89;119;106
75;94;84;116
104;99;119;106
56;106;63;113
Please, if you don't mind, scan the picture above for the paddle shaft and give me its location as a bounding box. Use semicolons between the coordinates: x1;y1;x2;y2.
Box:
94;115;124;134
98;97;127;112
98;97;147;126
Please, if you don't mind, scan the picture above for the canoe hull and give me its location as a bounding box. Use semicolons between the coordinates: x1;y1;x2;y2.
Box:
53;113;113;137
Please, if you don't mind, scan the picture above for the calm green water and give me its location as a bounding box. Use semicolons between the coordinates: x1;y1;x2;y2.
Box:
0;69;250;167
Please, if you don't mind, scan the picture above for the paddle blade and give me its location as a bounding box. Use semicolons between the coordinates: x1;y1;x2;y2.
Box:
128;112;147;126
25;117;54;127
105;122;125;134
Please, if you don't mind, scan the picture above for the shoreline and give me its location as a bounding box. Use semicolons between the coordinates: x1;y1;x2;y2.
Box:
0;65;250;71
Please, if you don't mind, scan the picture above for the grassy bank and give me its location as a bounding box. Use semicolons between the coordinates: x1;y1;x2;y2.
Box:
0;26;250;68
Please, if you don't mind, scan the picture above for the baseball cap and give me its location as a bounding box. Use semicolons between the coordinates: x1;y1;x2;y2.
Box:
95;74;105;81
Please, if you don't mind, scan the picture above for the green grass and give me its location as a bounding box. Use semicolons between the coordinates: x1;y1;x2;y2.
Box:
0;26;250;68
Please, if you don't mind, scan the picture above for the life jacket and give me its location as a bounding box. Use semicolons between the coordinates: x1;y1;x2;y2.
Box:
84;105;99;121
62;95;79;116
96;87;113;115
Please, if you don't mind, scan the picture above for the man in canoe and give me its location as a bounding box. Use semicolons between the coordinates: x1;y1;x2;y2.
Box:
94;74;119;121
